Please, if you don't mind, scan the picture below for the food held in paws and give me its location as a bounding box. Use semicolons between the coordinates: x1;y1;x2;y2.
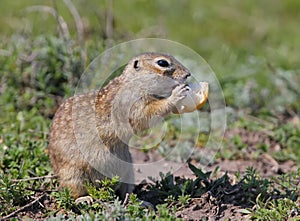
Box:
172;82;209;114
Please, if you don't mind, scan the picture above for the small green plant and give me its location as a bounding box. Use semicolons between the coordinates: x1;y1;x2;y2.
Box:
251;198;299;221
125;194;147;218
232;135;247;150
0;175;32;216
178;181;191;206
164;195;176;204
144;163;230;207
188;163;230;197
86;176;119;202
272;123;300;163
156;204;181;221
51;188;74;209
241;167;270;201
234;167;300;220
272;168;300;201
178;194;190;207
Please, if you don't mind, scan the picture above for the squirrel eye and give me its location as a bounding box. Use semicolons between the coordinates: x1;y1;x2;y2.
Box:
157;59;170;67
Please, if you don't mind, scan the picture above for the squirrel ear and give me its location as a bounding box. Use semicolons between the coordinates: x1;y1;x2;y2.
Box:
133;60;139;70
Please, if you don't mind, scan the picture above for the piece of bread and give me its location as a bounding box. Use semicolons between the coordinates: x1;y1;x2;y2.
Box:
172;82;209;114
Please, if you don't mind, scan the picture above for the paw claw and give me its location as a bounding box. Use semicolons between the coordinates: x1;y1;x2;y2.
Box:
139;200;155;210
75;196;93;205
169;84;190;105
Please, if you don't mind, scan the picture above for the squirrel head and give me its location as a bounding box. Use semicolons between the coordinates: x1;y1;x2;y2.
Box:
124;52;191;84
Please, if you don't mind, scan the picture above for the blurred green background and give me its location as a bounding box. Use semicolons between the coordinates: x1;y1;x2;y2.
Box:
1;0;299;111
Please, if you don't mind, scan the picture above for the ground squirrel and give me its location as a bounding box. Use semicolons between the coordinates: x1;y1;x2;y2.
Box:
48;52;192;203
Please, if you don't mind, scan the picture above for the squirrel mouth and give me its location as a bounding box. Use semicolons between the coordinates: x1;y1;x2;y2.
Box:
174;73;191;84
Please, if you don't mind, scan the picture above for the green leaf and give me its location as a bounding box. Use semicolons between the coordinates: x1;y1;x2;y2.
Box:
188;163;211;180
237;209;252;214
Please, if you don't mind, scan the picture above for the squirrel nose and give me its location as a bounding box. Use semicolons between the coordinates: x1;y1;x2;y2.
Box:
185;72;191;78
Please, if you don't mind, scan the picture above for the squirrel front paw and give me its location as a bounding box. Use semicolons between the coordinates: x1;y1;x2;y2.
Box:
75;195;94;205
168;84;189;106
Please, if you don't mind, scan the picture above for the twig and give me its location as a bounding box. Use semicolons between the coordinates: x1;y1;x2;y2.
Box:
63;0;87;64
1;194;46;221
105;0;113;39
25;5;70;39
243;114;276;132
24;187;58;193
11;175;56;183
105;0;114;48
63;0;84;45
122;193;130;207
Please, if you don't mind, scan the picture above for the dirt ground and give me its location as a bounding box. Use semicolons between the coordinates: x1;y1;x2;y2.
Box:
131;127;299;220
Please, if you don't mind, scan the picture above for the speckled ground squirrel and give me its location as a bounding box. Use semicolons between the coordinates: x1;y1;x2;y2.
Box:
48;52;192;203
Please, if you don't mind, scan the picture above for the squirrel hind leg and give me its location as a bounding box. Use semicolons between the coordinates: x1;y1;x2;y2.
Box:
58;167;89;199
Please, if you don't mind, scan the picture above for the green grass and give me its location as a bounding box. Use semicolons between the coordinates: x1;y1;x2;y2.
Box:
0;0;299;219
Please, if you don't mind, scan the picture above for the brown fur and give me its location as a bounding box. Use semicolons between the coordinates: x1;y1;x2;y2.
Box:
48;52;191;199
